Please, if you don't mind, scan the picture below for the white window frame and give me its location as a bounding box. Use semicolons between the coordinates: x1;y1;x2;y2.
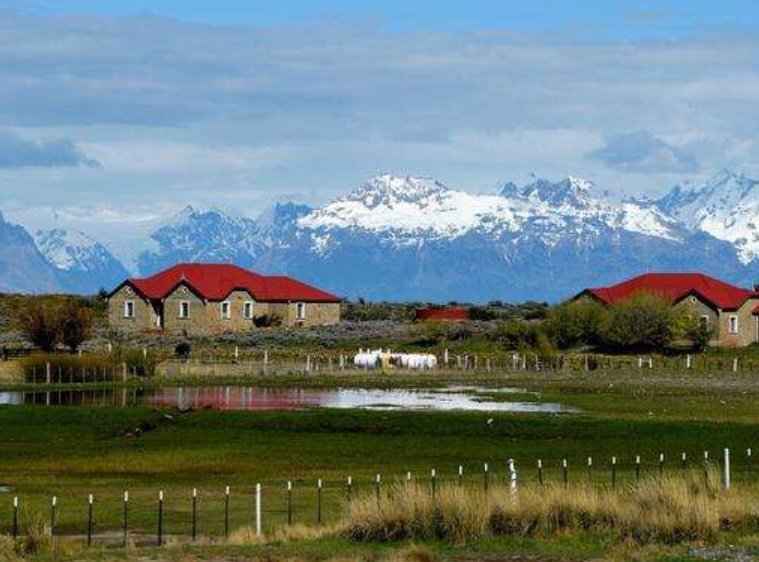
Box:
244;301;254;319
729;314;739;334
124;300;135;318
220;301;231;320
295;302;306;320
179;301;190;319
699;315;710;329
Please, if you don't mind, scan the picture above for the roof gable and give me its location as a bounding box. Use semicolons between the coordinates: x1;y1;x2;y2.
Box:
123;263;340;303
584;272;756;310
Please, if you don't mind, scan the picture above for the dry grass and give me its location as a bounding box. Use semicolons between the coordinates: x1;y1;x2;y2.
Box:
228;522;342;545
0;360;22;383
345;472;759;546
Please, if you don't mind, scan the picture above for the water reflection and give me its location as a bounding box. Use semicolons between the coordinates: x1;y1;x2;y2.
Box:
0;386;577;413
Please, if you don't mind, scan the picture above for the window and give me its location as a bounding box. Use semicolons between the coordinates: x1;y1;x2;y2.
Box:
124;300;135;318
296;302;306;320
244;301;254;319
699;315;710;329
220;301;231;319
179;301;190;319
729;314;739;334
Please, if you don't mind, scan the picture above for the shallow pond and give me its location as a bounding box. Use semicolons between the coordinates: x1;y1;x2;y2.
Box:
0;386;577;413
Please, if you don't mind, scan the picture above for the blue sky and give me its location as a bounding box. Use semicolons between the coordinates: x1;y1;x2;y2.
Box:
12;0;759;36
1;1;758;264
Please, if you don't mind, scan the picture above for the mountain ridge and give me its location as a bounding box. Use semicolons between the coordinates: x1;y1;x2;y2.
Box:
3;170;759;301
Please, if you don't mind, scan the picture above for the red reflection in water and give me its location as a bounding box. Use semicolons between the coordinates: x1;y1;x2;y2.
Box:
145;387;323;411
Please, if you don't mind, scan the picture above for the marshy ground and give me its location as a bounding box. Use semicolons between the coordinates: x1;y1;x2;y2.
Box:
3;367;759;560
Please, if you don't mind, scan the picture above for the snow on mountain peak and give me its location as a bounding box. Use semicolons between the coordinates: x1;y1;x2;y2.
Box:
35;228;104;271
517;176;594;208
296;173;678;247
343;174;450;208
656;169;759;263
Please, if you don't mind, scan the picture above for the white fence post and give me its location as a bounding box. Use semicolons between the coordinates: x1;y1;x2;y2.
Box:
508;458;517;503
724;448;731;490
255;483;262;536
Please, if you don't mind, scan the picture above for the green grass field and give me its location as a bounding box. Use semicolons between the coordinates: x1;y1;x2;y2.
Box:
4;368;759;561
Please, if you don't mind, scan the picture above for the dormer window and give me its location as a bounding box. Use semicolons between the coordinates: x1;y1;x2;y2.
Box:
220;301;231;319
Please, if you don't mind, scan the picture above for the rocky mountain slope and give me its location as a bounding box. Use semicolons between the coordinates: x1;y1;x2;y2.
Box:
656;170;759;264
0;211;61;293
34;228;128;293
4;170;759;301
131;173;749;302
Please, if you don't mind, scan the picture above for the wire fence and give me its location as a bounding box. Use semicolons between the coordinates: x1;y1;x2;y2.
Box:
10;343;759;389
1;447;755;547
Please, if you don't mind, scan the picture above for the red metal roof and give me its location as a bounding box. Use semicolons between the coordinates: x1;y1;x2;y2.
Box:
585;272;757;310
415;307;471;321
122;263;340;303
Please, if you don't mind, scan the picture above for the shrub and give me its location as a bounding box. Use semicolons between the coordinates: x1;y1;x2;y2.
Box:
545;299;606;349
21;306;58;352
253;313;283;328
601;292;675;352
59;300;92;352
175;341;191;359
489;320;540;350
20;301;93;352
469;306;497;321
674;314;713;352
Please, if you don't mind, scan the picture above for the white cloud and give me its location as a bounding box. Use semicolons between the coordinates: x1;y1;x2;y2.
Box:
0;12;758;223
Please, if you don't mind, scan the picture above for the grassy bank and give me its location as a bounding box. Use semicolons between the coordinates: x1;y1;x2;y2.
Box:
0;406;757;540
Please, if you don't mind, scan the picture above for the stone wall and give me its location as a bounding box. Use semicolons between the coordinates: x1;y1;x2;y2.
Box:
715;298;759;347
107;285;157;333
269;302;341;327
109;280;341;334
673;296;719;345
162;284;207;335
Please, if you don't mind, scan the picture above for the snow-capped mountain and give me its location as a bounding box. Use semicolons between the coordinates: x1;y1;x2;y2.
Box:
34;228;128;293
656;170;759;264
298;174;682;248
5;171;759;301
0;211;61;293
131;174;747;302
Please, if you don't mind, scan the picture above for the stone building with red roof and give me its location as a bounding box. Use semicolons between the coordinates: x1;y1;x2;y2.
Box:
107;263;341;334
574;272;759;347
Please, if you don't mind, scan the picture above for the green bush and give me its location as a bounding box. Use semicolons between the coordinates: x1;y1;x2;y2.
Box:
489;320;541;350
545;299;606;349
600;292;675;352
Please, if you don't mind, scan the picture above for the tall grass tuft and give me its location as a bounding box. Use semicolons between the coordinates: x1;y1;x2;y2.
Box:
345;473;759;546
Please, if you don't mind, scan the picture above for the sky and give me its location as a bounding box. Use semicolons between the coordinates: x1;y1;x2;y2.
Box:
1;0;759;263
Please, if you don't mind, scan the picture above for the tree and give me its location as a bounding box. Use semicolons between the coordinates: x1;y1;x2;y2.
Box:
601;292;675;352
59;301;92;352
489;319;541;350
545;299;606;349
21;306;59;352
673;313;713;352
